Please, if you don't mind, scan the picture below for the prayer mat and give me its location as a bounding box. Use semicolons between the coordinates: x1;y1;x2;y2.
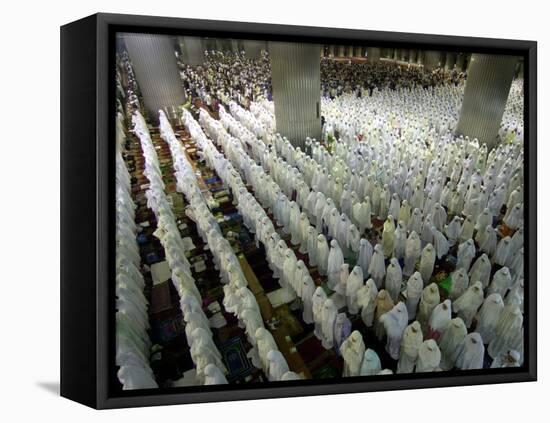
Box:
150;281;173;313
219;337;253;381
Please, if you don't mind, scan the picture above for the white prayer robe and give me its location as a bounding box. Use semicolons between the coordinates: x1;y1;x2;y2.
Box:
346;266;364;314
321;299;338;349
403;232;422;276
456;239;476;271
357;238;373;276
475;293;504;345
456;333;485;370
453;281;484;328
469;253;492;288
204;364;228;385
488;267;512;298
397;321;423;374
312;287;328;339
368;244;386;288
316;234;330;275
266;350;290;381
415;340;441;372
359;348;382;376
327;240;345;290
449;268;470;301
384;256;403;304
417;283;441;335
419;243;436;285
380;302;409;360
405;272;424;320
357;278;378;327
439;317;467;370
341;331;366;377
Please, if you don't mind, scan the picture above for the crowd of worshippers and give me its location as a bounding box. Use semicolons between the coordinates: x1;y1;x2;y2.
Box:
320;59;467;98
195;93;525;376
177;49;272;110
116;49;525;389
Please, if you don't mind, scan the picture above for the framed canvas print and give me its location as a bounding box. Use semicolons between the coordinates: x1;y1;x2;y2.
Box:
60;13;537;409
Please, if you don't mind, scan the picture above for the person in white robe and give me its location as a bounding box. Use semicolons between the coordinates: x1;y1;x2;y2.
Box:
427;299;452;341
298;213;311;254
204;363;228;385
335;263;350;296
306;226;318;266
432;226;450;259
117;365;159;390
493;236;512;266
469;253;492;289
327;240;345;290
374;289;395;340
478;225;497;256
449;268;470;301
475;208;492;234
415;339;441;372
359;348;382;376
321;298;338;349
456;238;476;271
488;267;512;298
346;266;364;314
266;350;290;382
398;200;411;229
340;331;366;377
301;275;316;324
474;293;504;345
368;244;386;288
405;272;424;320
312;287;328;339
255;328;278;374
420;214;434;245
409;208;423;236
357;238;373;276
384;258;403;303
490;349;521;368
459;215;475;244
403;231;422;276
488;303;523;359
397;321;423;374
380;302;409;360
419;243;436;285
352;198;372;233
281;371;302;380
439;317;468;370
393;221;407;260
389;194;401;221
504;203;523;230
357;278;378;327
417;283;441;335
381;216;396;258
453;281;484;328
456;332;485;370
316;234;330;276
445;216;462;247
432;203;447;232
241;308;264;368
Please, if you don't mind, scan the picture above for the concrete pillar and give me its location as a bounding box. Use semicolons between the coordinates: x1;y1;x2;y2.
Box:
124;34;186;123
424;51;442;70
417;50;424;65
180;36;205;66
393;49;399;60
345;45;353;57
367;47;381;62
400;49;407;61
445;52;457;70
354;45;363;57
337;45;346;57
244;40;266;58
409;50;417;63
455;54;518;149
329;45;336;57
269;42;322;149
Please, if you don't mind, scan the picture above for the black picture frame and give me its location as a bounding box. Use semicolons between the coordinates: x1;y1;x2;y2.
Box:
60;12;537;409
